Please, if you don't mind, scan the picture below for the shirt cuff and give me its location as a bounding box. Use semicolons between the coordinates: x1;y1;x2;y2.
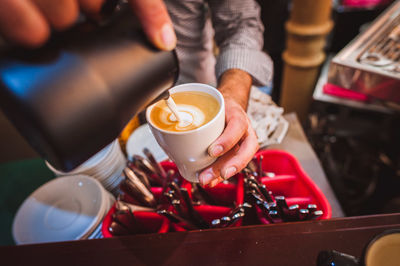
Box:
215;48;273;86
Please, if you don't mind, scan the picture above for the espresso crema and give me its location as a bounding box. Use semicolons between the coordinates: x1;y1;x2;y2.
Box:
150;91;220;132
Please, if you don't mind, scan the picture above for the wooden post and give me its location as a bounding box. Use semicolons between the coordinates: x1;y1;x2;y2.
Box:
280;0;333;123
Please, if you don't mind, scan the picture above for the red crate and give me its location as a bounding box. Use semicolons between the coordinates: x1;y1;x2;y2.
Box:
254;150;331;223
102;150;331;237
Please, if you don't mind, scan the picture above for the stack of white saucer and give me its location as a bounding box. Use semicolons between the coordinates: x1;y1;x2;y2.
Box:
12;175;115;244
46;139;126;196
126;124;168;163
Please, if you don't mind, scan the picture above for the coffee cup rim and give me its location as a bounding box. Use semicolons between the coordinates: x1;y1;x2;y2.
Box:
146;83;225;135
360;229;400;266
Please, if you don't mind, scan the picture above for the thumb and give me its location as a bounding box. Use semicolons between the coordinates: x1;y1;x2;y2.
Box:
128;0;176;51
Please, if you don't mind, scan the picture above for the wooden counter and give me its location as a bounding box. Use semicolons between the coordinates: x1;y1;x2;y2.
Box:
1;213;399;266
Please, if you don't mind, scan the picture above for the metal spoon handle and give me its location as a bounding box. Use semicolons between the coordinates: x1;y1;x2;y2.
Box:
180;188;209;229
143;148;167;179
157;210;198;230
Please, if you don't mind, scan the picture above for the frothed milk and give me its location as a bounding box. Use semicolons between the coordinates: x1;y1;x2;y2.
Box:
150;91;220;132
165;96;182;122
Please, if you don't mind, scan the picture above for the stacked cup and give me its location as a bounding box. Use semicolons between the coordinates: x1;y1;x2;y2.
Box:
12;175;115;244
46;139;126;196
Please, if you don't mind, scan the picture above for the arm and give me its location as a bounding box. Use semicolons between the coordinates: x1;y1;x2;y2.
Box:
198;0;273;186
199;68;260;187
208;0;273;86
0;0;176;50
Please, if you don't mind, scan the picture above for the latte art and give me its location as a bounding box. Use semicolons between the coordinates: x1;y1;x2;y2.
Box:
150;91;220;132
162;105;205;130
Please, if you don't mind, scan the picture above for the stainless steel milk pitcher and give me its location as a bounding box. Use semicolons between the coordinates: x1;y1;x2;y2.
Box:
0;2;179;171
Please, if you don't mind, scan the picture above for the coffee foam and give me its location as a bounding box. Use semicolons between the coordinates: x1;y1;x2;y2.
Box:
149;90;220;133
159;104;205;131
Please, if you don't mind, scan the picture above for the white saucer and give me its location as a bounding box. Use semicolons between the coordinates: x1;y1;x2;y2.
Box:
45;139;126;194
126;123;168;162
12;175;106;244
45;141;115;176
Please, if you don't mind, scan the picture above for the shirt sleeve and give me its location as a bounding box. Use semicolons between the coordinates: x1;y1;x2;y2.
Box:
207;0;273;86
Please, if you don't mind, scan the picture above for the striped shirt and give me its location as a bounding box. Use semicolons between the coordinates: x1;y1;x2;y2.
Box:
165;0;273;87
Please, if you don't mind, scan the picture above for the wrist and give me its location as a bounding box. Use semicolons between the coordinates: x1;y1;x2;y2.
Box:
218;69;252;110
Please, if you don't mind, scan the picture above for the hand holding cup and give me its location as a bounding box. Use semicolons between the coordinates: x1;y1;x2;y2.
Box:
146;83;225;183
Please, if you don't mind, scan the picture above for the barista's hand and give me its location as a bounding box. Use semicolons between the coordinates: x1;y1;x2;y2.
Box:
0;0;176;50
199;69;259;187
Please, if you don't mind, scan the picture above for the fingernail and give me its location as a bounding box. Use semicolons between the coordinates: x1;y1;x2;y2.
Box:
161;23;176;50
223;166;237;179
199;172;214;186
209;144;223;157
210;178;220;188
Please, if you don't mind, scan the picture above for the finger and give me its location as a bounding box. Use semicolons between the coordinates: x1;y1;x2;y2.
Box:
208;110;247;158
198;145;240;186
0;0;49;47
219;127;259;179
128;0;176;51
32;0;79;30
209;177;224;188
78;0;105;14
199;127;259;186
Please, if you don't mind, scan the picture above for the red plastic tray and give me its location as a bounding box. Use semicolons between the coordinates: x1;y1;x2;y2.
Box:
253;150;331;223
102;150;332;237
102;205;170;238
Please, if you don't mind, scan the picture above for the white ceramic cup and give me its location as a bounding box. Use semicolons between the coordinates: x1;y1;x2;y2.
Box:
146;83;225;182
